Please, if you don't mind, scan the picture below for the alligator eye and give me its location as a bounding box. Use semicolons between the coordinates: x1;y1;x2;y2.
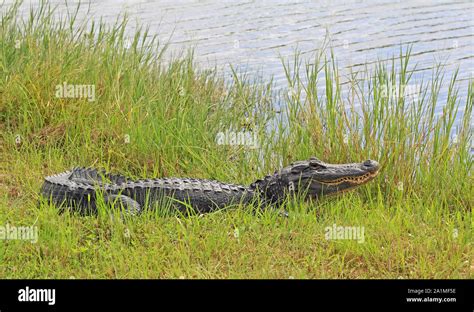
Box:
311;164;326;170
309;158;326;169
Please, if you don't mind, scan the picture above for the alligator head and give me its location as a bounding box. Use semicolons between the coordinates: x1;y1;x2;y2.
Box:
251;157;380;204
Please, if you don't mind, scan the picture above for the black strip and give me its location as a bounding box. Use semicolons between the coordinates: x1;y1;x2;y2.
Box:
0;279;472;311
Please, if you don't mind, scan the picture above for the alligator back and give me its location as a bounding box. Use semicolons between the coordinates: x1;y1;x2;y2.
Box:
40;168;256;214
68;167;131;185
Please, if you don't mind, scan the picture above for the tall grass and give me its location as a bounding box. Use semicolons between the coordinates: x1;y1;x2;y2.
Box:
279;46;472;208
0;1;472;278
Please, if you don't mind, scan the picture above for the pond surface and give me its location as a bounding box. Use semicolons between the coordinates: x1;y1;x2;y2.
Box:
4;0;474;125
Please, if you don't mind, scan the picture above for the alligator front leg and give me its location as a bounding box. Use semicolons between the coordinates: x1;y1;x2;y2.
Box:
103;194;141;216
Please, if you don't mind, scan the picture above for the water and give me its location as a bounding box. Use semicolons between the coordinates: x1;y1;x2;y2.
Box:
3;0;474;126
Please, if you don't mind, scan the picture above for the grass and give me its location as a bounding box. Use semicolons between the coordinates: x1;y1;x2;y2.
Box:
0;1;472;278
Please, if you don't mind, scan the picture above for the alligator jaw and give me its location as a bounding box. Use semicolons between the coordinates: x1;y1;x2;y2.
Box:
251;157;380;203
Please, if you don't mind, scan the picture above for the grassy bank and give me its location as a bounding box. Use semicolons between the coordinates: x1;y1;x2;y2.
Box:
0;1;472;278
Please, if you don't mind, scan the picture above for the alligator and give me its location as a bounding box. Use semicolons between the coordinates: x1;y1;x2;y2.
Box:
39;157;380;216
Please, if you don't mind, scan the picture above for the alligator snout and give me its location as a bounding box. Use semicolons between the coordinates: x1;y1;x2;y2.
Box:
362;159;380;172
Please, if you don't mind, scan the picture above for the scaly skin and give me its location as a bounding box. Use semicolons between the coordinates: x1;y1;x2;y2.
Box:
40;157;380;215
